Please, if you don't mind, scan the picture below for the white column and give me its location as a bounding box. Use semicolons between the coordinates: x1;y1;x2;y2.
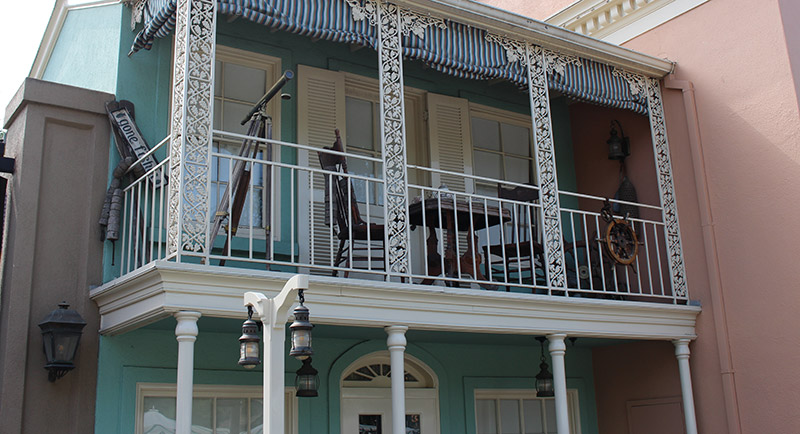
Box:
674;339;699;434
386;325;408;434
548;333;570;434
175;311;201;434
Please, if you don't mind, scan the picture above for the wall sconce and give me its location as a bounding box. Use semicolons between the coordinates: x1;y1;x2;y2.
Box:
535;337;554;397
289;289;313;360
295;357;319;397
38;302;86;382
238;305;262;369
606;120;630;161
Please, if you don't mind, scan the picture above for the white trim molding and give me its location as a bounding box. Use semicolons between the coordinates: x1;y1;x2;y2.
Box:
547;0;710;45
90;261;700;339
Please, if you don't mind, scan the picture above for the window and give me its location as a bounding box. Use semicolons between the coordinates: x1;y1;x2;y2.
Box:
344;95;383;206
136;384;297;434
475;390;581;434
211;46;281;232
470;110;534;198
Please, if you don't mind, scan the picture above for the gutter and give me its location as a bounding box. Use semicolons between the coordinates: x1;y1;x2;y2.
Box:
663;75;742;434
396;0;675;77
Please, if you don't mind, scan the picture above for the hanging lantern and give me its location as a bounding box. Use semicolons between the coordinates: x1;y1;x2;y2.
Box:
39;302;87;382
289;289;313;360
295;357;319;397
606;120;630;161
535;337;554;397
238;306;261;369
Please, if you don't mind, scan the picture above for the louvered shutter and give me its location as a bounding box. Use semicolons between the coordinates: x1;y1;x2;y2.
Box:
297;65;346;271
426;93;474;194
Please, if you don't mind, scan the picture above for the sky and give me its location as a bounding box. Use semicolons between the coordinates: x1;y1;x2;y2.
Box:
0;0;85;126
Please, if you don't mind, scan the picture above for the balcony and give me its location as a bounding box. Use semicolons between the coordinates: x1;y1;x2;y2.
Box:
111;126;686;305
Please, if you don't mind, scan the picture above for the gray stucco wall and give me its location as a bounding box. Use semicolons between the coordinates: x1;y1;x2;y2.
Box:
0;78;113;434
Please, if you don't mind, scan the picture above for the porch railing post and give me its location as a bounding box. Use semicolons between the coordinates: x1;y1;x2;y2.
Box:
376;0;411;278
645;78;688;301
167;0;216;261
526;43;567;292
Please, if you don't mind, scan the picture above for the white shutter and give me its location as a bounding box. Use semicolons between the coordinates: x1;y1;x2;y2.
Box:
297;65;346;271
426;93;474;194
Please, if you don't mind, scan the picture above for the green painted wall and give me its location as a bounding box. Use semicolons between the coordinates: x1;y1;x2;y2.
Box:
43;4;122;94
95;322;598;434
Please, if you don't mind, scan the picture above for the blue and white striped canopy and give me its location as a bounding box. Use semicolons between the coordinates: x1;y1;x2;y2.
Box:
132;0;648;114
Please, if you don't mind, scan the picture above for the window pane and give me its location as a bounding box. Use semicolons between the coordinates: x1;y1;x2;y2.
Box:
472;117;501;151
501;124;531;156
500;399;521;434
214;61;222;97
214;99;222;129
224;63;266;103
476;399;498;434
346;97;376;151
544;400;557;434
217;398;248;434
406;414;421;434
251;398;264;433
504;157;531;185
192;398;213;434
222;101;254;135
143;397;177;433
359;414;382;434
474;150;502;179
522;400;544;434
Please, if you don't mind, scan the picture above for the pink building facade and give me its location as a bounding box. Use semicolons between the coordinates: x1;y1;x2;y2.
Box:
480;0;800;432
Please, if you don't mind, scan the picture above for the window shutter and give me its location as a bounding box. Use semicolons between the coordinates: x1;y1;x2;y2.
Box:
426;93;474;194
297;65;346;271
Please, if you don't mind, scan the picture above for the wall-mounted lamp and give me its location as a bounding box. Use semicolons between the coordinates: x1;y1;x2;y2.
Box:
606;120;630;161
535;337;554;397
295;357;319;397
238;305;262;369
289;289;313;360
38;302;86;382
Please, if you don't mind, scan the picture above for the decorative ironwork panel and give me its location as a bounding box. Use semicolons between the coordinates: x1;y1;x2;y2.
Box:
646;78;688;298
399;8;445;38
526;43;566;289
346;0;377;24
377;1;410;275
543;49;582;76
167;0;216;256
485;33;526;64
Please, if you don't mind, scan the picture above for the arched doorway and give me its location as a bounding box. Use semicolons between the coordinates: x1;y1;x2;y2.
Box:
340;352;439;434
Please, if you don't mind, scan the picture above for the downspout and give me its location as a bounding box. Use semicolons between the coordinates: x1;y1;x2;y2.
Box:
663;75;742;434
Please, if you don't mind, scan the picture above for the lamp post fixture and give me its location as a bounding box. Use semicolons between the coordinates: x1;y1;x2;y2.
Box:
289;289;313;360
535;336;554;397
295;357;319;397
38;302;87;382
242;275;311;434
238;305;261;369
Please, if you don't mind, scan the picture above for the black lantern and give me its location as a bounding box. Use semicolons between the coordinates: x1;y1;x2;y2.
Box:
535;337;554;397
38;302;86;382
606;120;630;161
238;305;261;369
295;357;319;397
289;289;313;360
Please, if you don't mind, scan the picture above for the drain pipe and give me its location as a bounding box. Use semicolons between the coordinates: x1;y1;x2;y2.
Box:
664;75;742;434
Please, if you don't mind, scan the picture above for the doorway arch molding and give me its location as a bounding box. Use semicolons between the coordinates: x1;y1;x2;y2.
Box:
326;338;451;434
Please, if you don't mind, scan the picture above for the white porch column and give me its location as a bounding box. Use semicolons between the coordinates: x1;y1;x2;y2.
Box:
175;311;201;434
674;339;699;434
386;325;408;434
547;333;570;434
244;275;309;434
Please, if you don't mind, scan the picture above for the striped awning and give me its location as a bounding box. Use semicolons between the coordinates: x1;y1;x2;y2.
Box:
131;0;648;114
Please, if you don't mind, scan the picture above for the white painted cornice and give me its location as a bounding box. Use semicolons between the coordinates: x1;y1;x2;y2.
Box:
395;0;674;77
546;0;709;45
90;261;699;340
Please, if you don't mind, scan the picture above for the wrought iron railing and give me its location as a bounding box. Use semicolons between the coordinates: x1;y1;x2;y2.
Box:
115;133;685;303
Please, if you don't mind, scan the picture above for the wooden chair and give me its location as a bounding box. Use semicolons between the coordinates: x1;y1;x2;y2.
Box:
317;130;385;277
482;184;545;288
